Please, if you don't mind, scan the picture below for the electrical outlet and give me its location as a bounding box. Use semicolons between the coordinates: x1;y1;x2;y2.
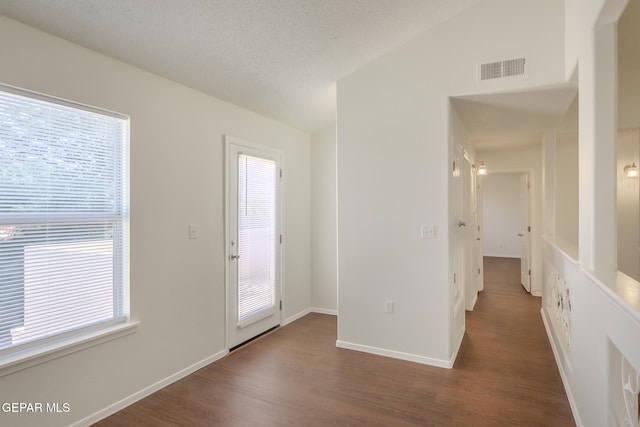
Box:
385;300;393;314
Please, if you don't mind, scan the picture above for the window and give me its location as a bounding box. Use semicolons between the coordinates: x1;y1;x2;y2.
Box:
0;84;129;355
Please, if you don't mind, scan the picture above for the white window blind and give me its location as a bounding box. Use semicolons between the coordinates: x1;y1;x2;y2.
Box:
0;85;129;352
237;154;276;323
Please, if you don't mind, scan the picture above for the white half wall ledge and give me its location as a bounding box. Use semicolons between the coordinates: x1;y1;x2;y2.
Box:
335;340;455;369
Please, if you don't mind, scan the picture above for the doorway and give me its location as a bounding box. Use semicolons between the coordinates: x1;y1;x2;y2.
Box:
225;136;283;349
480;171;532;293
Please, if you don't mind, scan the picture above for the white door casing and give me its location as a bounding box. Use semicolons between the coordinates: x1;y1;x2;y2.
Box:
475;174;484;292
463;152;477;310
225;135;283;348
519;172;531;292
452;145;465;316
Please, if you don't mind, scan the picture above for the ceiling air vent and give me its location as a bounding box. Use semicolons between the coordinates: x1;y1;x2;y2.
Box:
479;57;527;81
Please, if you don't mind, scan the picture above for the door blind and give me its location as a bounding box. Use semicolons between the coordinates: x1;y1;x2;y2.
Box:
236;154;276;323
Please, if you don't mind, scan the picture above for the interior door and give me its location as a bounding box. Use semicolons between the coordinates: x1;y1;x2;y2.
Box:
463;153;477;310
226;136;282;348
452;145;465;315
475;174;484;292
519;173;531;292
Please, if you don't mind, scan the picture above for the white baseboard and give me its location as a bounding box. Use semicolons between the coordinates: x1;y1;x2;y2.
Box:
483;253;520;259
311;307;337;316
284;307;312;325
450;328;465;367
336;340;454;369
284;307;338;325
466;292;478;311
541;308;582;427
72;349;228;427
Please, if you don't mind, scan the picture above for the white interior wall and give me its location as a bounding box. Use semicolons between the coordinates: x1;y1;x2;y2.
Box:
617;128;640;281
311;123;338;312
540;1;640;425
481;173;523;258
337;0;564;365
555;133;579;246
0;15;311;427
617;63;640;282
448;106;471;354
619;66;640;129
552;126;639;276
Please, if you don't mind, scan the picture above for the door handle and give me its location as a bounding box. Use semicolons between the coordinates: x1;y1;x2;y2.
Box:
458;221;466;227
230;254;240;260
517;233;524;237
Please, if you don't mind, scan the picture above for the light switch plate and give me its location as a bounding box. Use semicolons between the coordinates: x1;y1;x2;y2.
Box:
189;224;198;239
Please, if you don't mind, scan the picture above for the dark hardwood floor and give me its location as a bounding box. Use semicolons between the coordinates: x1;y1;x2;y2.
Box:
96;257;574;426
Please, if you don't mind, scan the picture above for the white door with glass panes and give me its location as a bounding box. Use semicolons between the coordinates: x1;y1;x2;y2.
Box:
225;136;282;348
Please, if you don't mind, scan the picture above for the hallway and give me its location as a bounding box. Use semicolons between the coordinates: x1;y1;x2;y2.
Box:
454;256;575;425
97;257;574;426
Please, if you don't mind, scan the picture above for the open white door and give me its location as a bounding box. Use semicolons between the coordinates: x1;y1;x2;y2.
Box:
452;145;465;314
463;153;477;310
519;173;531;292
475;175;484;292
226;136;282;348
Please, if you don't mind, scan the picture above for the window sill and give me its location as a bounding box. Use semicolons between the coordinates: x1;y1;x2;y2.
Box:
0;321;139;378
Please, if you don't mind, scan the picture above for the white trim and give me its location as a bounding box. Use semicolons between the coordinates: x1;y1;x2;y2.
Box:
0;82;128;120
224;135;285;349
482;253;521;259
584;269;640;327
284;307;336;325
450;327;465;367
335;340;455;369
238;307;278;329
467;292;478;311
284;307;312;325
72;349;228;427
541;308;583;427
311;307;338;316
542;235;580;266
0;321;139;378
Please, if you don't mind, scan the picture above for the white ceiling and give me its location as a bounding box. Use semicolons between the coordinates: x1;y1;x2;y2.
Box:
453;0;640;154
451;87;578;153
0;0;482;132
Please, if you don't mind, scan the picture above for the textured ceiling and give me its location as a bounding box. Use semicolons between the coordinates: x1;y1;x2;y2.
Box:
0;0;481;132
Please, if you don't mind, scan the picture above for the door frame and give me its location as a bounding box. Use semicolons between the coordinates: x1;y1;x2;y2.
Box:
519;172;532;292
224;135;284;350
478;168;534;292
462;150;478;310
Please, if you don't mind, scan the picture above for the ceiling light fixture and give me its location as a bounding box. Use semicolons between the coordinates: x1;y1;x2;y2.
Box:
624;162;638;177
476;162;488;176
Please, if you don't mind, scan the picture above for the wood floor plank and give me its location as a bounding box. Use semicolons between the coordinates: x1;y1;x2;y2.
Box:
95;257;574;426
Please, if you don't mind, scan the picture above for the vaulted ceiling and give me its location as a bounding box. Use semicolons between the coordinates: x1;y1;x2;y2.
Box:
0;0;482;132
